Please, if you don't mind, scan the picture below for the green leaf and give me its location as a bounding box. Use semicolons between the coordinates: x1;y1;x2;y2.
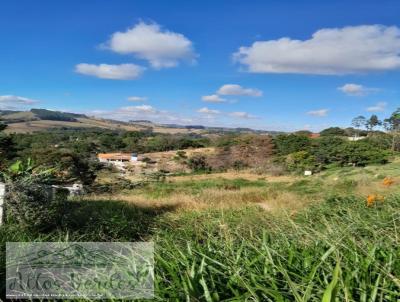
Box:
322;260;341;302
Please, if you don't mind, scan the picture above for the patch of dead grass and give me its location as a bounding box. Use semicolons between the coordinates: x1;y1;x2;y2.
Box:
168;171;298;183
85;185;311;215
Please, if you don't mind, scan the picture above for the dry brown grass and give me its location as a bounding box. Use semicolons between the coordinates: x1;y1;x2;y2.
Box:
86;185;311;215
168;171;298;183
355;176;399;196
4;116;204;134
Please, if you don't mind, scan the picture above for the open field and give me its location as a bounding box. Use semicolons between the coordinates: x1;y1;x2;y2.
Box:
2;159;400;300
4;117;204;134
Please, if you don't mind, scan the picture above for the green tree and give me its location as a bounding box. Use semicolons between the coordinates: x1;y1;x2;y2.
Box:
187;155;211;172
294;130;312;137
351;116;366;138
366;114;381;133
319;127;346;137
336;141;389;166
285;151;317;172
274;134;311;155
383;108;400;151
0;118;16;168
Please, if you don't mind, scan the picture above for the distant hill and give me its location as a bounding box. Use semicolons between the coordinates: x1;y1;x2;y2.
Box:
30;108;87;121
0;108;87;123
1;108;281;135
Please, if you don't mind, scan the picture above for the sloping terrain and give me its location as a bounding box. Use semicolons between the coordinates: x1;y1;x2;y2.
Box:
1;109;279;135
0;109;201;134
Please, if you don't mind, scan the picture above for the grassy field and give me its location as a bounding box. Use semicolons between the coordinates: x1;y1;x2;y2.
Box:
1;160;400;300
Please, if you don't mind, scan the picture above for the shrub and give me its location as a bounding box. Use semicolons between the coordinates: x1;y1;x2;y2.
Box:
174;150;187;161
274;134;311;155
362;133;393;150
5;176;68;231
187;155;211;172
232;160;247;171
312;136;346;165
285;151;318;172
319;127;347;136
335;141;389;166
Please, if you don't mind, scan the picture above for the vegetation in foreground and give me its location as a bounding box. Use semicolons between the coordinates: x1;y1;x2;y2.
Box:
1;161;400;301
1;110;400;300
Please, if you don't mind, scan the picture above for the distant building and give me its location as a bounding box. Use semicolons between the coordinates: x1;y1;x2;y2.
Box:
348;136;365;141
97;153;138;166
309;133;321;139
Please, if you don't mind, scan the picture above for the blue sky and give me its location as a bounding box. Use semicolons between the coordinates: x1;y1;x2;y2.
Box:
0;0;399;131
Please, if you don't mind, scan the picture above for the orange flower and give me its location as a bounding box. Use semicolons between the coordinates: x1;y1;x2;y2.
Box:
383;177;395;187
367;195;376;207
366;194;384;207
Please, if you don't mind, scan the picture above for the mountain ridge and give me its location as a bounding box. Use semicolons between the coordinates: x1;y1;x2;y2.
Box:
0;108;282;135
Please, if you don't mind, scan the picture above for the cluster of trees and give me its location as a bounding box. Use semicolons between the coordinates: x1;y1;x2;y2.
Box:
0;121;15;169
0;128;216;184
351;108;400;149
274;134;390;172
1;108;399;180
30;108;87;122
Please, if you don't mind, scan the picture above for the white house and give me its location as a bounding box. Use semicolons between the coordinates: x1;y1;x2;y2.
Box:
97;153;138;166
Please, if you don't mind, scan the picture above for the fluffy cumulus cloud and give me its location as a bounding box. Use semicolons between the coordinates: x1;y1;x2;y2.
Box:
201;94;227;103
366;102;387;112
75;63;144;80
217;84;262;97
89;105;196;125
338;83;378;96
106;22;196;69
234;25;400;75
197;107;220;114
307;109;329;117
127;96;147;102
229;111;257;119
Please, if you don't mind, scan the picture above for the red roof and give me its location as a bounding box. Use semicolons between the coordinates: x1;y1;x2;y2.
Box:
97;153;131;160
309;133;321;138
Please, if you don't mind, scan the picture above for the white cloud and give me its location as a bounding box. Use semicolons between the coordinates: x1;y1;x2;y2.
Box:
75;63;144;80
88;105;196;125
366;102;387;112
229;111;257;119
307;109;329;117
202;94;227;103
106;22;196;69
197;107;220;114
234;25;400;75
120;105;157;113
338;83;378;96
127;96;147;102
217;84;262;97
0;95;39;105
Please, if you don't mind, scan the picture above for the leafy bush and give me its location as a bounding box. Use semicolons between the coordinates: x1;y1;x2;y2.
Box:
274;134;312;155
232;160;247;171
319;127;347;136
285;151;318;172
311;136;347;165
335;141;389;166
174;150;187;161
362;133;393;150
187;155;211;172
5;176;68;231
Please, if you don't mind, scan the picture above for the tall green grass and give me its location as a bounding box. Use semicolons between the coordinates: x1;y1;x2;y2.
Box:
151;195;400;301
1;194;399;301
